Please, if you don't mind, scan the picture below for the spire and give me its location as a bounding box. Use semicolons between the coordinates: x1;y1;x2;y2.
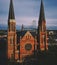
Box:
8;0;15;20
39;0;45;23
37;0;48;51
21;24;24;31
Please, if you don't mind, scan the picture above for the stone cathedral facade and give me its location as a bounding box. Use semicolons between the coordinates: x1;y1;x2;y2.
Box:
7;0;48;61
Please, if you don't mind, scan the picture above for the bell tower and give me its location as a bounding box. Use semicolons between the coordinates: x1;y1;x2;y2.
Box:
38;0;48;51
7;0;17;60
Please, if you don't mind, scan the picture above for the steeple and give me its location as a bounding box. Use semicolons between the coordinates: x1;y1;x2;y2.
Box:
37;0;48;51
38;0;45;25
8;0;16;31
8;0;15;20
21;24;24;31
7;0;17;60
38;0;46;32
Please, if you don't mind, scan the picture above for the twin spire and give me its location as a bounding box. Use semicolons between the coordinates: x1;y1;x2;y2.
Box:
8;0;45;23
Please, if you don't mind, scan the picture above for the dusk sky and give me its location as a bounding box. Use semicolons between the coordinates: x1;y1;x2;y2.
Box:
0;0;57;27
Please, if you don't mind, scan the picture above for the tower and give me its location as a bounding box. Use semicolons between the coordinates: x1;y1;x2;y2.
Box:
7;0;17;60
38;0;48;51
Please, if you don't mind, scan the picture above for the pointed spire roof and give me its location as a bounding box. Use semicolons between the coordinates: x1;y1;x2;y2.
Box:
21;24;24;31
8;0;15;20
39;0;45;22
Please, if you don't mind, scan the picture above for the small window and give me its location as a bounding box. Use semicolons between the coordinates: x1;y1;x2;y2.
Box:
30;36;31;39
26;36;27;39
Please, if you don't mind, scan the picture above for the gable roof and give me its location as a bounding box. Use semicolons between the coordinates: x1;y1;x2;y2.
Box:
17;30;37;43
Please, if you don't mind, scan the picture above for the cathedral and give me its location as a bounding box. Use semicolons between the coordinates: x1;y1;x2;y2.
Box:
7;0;48;62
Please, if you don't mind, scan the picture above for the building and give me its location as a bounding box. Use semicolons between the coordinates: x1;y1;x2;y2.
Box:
47;30;57;46
7;0;48;62
17;30;37;61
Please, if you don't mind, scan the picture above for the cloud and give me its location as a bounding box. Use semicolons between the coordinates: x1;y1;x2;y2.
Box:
46;18;57;26
0;0;9;16
0;15;57;28
0;16;8;25
15;16;38;26
0;0;57;27
16;17;57;27
14;0;40;17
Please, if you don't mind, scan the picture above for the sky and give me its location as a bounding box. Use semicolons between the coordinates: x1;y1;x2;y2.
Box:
0;0;57;27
